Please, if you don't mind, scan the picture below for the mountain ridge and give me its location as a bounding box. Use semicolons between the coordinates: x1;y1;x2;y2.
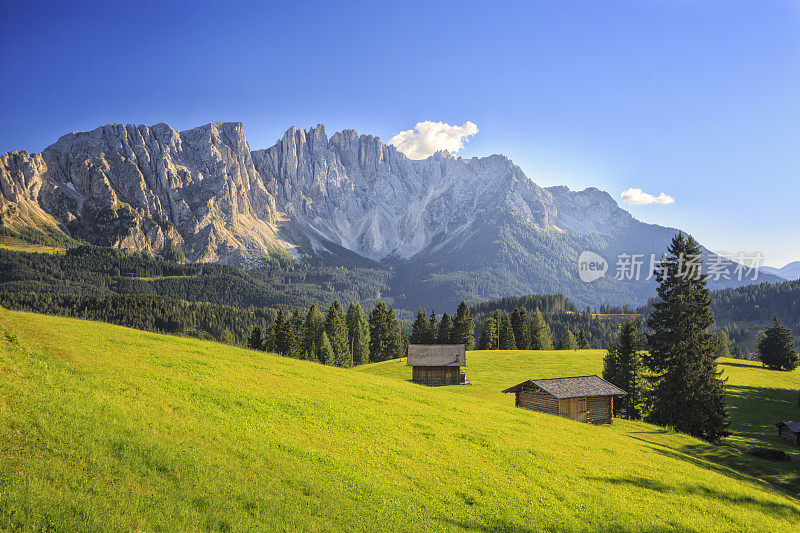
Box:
0;121;780;307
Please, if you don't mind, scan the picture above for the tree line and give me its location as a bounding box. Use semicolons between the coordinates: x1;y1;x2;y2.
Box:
247;301;413;366
407;302;476;348
474;307;603;350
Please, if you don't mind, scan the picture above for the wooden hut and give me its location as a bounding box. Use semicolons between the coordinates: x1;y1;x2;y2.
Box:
502;375;626;424
407;344;466;386
776;421;800;446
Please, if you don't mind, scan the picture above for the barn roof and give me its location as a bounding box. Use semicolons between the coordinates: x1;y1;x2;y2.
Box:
777;421;800;433
502;375;627;398
406;344;466;367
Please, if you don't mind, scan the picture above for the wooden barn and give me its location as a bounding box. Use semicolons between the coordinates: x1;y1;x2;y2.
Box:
502;375;626;424
776;421;800;446
407;344;466;386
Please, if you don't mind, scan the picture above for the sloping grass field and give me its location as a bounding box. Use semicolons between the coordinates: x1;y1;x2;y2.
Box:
1;308;799;531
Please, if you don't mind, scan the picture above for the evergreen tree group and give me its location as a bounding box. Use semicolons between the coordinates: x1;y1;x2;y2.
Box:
477;307;564;350
250;299;409;367
409;302;476;348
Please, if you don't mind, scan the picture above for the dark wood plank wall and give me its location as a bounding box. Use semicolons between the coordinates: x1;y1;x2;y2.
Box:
515;389;559;415
412;366;461;385
778;425;800;445
514;389;614;424
586;396;613;424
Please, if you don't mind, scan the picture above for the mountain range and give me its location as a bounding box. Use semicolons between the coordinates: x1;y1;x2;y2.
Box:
0;121;779;309
761;261;800;281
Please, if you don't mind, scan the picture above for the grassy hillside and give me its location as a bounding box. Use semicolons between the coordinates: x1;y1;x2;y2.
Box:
1;309;799;531
360;349;800;495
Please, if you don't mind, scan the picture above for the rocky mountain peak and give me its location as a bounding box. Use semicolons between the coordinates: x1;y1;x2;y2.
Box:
1;120;643;264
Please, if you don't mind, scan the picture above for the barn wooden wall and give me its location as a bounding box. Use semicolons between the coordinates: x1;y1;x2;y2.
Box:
514;389;614;424
515;389;559;415
412;366;461;385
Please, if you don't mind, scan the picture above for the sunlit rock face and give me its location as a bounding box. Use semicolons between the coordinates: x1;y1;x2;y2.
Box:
0;121;637;264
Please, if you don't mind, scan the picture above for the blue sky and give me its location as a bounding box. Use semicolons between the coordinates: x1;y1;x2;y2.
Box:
1;0;799;266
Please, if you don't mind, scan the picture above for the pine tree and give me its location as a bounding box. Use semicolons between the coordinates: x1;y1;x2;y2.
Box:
317;331;334;365
437;312;454;344
302;304;325;360
576;329;589;349
510;307;529;349
756;316;799;371
645;232;728;442
603;316;645;419
369;302;389;362
409;307;430;344
325;301;351;366
247;326;263;351
384;306;404;361
558;330;577;350
732;344;743;359
451;301;476;349
478;316;498;350
427;309;438;344
273;308;288;355
286;310;302;358
264;318;277;352
527;308;554;350
714;330;731;358
499;313;517;349
346;303;371;366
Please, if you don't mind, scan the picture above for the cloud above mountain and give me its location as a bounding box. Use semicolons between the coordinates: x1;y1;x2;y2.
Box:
388;121;478;159
620;188;675;205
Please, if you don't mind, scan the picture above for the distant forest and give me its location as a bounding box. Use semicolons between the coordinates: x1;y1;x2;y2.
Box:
1;244;797;357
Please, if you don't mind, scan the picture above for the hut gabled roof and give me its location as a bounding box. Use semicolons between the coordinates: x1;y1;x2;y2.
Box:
502;375;627;398
777;421;800;433
406;344;466;367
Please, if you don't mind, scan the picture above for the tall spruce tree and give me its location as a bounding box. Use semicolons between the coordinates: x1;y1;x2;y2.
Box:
452;301;476;349
384;306;404;361
714;330;731;358
346;303;371;366
527;308;554;350
247;326;263;351
478;316;498;350
273;308;288;355
437;312;454;344
409;307;430;344
603;316;645;419
264;318;277;353
427;309;438;344
558;330;578;350
510;307;529;349
369;302;389;362
756;316;799;371
317;331;334;365
325;301;351;367
302;304;325;361
576;329;590;349
499;313;517;349
645;232;728;441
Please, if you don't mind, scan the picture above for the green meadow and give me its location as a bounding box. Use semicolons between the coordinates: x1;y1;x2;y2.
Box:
1;308;799;531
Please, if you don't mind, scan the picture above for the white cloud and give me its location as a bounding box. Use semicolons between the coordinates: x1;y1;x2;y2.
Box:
620;188;675;206
388;121;479;159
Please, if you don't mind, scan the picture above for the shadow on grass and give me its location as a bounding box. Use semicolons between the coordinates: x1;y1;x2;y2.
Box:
625;430;800;500
724;384;799;446
587;474;800;520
